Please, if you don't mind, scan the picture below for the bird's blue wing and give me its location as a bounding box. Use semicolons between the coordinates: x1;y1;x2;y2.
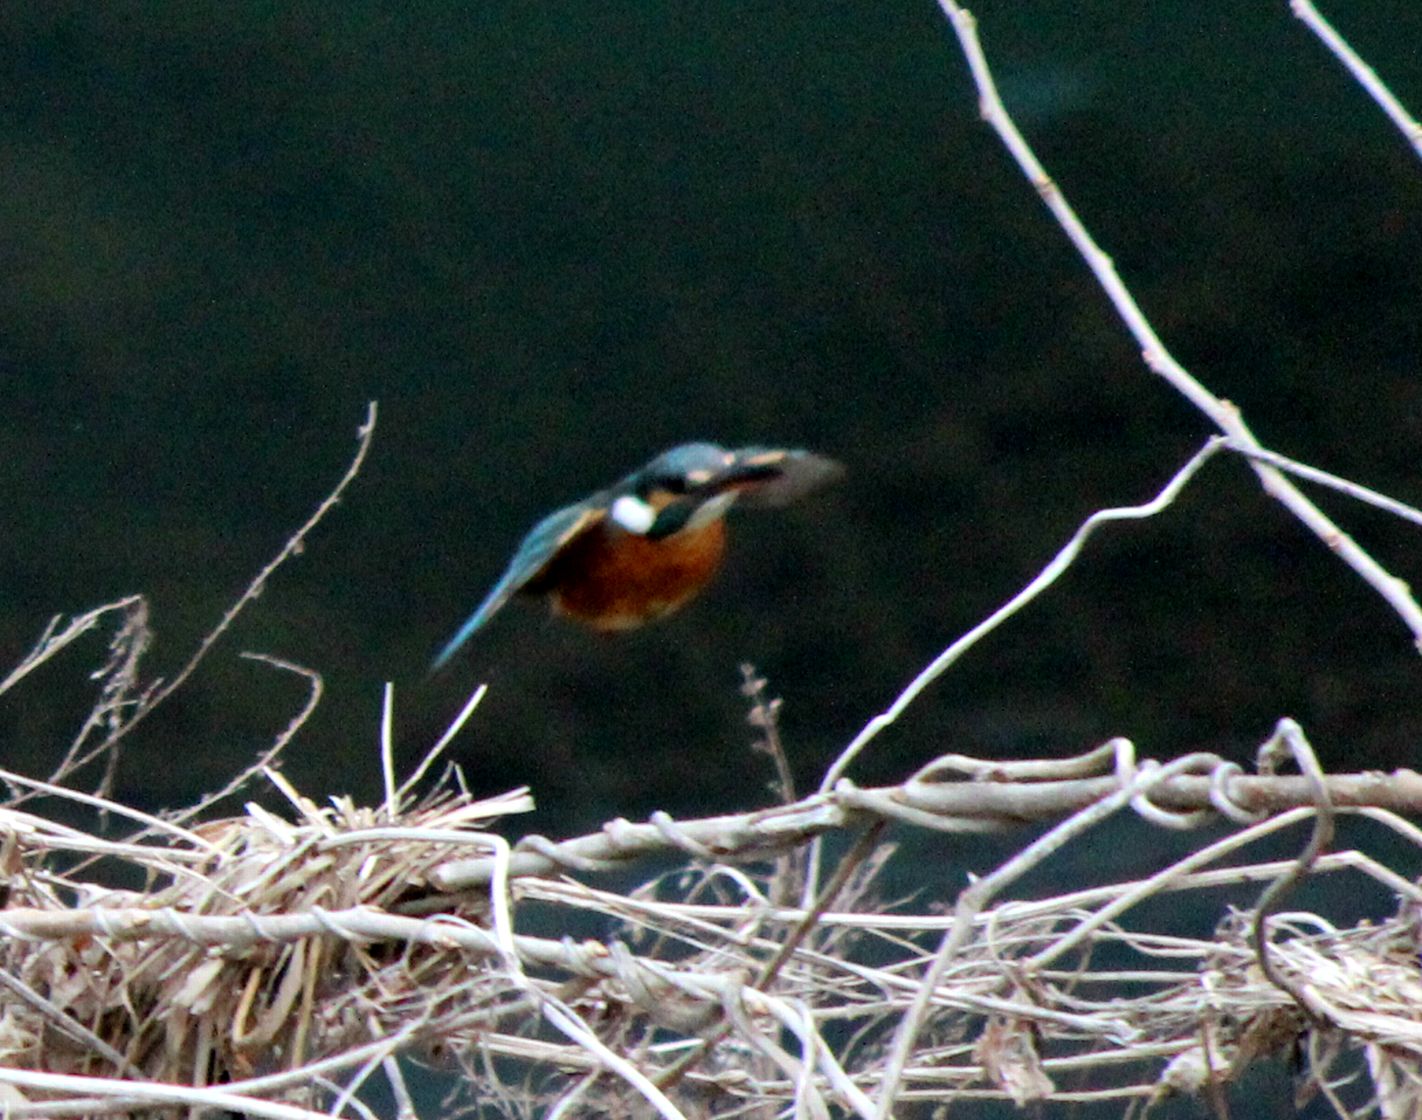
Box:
430;502;604;671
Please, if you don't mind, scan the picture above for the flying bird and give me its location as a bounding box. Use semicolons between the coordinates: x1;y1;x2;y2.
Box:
431;442;842;670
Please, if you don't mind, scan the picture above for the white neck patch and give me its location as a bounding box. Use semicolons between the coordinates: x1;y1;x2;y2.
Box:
610;494;657;535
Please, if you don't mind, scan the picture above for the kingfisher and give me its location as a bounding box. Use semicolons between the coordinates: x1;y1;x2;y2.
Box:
431;442;842;670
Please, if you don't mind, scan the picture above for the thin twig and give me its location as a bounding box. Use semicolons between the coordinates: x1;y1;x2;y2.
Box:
818;438;1224;799
109;402;377;757
1291;0;1422;161
1223;440;1422;528
162;654;324;829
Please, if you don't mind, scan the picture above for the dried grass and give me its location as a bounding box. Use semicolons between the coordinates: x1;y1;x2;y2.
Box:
2;601;1422;1120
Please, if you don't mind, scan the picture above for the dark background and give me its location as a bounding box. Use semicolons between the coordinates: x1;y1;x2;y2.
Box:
1;2;1420;842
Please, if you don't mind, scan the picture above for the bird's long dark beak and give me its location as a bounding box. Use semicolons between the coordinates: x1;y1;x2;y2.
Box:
704;448;844;508
705;459;782;489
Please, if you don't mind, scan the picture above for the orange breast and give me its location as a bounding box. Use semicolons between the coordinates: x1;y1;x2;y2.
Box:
544;519;728;630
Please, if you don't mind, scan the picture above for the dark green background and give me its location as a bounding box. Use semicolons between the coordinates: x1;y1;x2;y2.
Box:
1;2;1421;841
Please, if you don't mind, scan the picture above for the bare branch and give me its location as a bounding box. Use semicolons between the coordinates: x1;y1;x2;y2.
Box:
936;1;1422;650
1292;0;1422;161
